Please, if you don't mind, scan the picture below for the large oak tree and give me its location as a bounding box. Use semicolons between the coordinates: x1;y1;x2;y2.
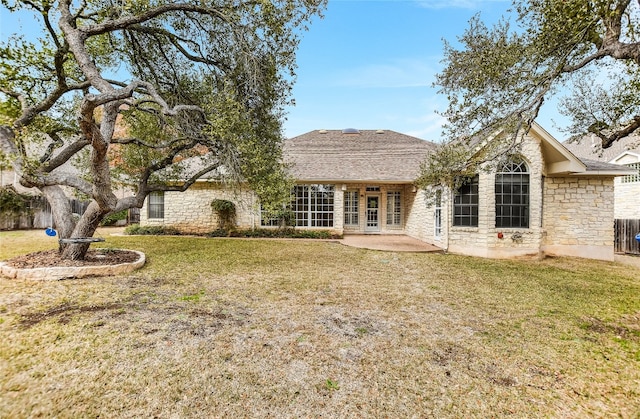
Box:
419;0;640;190
0;0;325;260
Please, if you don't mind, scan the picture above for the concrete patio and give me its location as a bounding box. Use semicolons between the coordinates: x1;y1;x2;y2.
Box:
340;235;443;253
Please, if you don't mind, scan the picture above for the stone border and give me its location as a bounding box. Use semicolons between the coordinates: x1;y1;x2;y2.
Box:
0;250;145;281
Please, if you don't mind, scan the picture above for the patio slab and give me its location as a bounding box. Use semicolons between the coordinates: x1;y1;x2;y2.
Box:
340;235;443;253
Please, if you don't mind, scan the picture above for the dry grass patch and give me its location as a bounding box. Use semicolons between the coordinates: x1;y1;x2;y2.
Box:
1;231;639;417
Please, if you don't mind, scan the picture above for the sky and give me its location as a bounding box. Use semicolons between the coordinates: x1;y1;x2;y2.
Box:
0;0;568;142
284;0;567;141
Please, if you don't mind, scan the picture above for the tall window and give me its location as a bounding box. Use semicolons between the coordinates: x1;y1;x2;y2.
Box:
292;184;334;227
434;189;442;237
344;190;359;226
148;191;164;219
386;191;402;226
495;159;529;228
453;175;479;227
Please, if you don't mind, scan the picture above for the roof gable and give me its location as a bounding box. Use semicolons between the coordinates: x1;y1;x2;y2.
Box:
529;123;633;176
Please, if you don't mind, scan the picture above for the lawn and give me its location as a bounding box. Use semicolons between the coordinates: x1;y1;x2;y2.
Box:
1;229;639;417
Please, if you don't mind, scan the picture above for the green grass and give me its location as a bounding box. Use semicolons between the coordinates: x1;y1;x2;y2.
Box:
1;229;639;417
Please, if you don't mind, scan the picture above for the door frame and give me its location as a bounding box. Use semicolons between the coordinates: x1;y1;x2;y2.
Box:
365;194;381;232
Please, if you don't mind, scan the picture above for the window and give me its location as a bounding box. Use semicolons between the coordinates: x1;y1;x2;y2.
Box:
292;184;334;227
344;190;359;226
434;189;442;237
386;191;402;226
147;191;164;219
495;159;529;228
453;176;479;227
622;162;640;183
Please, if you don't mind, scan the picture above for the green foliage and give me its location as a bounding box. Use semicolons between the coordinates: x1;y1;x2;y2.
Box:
423;0;640;188
0;0;326;256
210;199;236;231
179;290;205;302
210;228;340;239
100;209;128;226
324;379;340;391
124;224;180;236
0;186;32;215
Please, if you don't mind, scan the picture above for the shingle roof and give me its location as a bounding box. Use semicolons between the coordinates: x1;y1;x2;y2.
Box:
284;130;436;183
563;134;640;162
579;158;638;173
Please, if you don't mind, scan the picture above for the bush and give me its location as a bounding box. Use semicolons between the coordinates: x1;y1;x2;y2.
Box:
100;209;128;226
124;224;180;236
206;228;341;240
210;199;236;231
0;186;32;215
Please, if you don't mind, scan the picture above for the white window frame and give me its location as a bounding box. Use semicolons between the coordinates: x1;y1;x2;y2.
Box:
434;189;442;238
386;191;402;227
147;191;165;219
344;190;359;226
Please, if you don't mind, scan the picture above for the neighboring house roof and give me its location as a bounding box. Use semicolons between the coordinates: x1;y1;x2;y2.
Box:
284;129;437;183
529;123;634;176
563;133;640;164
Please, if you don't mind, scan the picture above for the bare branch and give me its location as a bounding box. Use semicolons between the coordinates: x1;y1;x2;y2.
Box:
596;115;640;148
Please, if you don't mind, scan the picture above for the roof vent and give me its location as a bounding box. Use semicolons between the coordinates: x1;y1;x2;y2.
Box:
318;129;328;134
375;129;385;134
342;128;360;134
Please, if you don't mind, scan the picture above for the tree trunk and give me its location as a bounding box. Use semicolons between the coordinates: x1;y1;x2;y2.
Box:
41;186;75;240
60;201;110;260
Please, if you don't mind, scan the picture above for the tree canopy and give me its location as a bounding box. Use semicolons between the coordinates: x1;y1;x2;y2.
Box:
419;0;640;190
0;0;324;259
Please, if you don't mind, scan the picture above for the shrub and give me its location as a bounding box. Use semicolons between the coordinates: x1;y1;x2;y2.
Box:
206;228;341;240
210;199;236;231
0;186;32;215
124;224;180;236
100;209;128;226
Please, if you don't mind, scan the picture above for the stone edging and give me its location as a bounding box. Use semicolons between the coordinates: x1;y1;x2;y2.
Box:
0;250;146;281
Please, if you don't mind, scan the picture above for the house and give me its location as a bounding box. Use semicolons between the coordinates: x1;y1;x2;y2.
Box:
140;123;633;261
563;134;640;220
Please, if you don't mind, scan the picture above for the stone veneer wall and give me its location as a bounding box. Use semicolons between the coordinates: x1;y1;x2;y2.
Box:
542;176;615;261
140;182;259;234
614;178;640;219
446;134;545;258
404;187;448;247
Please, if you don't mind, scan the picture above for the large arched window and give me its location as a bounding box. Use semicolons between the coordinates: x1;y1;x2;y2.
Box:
495;159;529;228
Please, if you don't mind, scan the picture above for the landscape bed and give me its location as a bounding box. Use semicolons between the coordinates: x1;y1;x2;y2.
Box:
0;229;639;417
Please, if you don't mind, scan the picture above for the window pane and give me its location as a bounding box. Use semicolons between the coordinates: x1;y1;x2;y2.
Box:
453;176;479;227
147;191;164;219
344;191;359;226
495;161;529;228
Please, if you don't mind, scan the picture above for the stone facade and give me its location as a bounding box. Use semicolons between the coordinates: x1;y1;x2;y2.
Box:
542;177;615;260
443;134;545;259
140;182;259;234
614;178;640;219
139;126;621;261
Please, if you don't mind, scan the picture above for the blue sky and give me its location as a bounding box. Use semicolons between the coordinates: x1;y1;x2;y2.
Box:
0;0;567;142
285;0;566;141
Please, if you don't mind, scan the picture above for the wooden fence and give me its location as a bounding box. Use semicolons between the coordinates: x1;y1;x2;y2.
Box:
614;219;640;255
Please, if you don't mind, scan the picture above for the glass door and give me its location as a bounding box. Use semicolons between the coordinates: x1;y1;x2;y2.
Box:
366;195;380;232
